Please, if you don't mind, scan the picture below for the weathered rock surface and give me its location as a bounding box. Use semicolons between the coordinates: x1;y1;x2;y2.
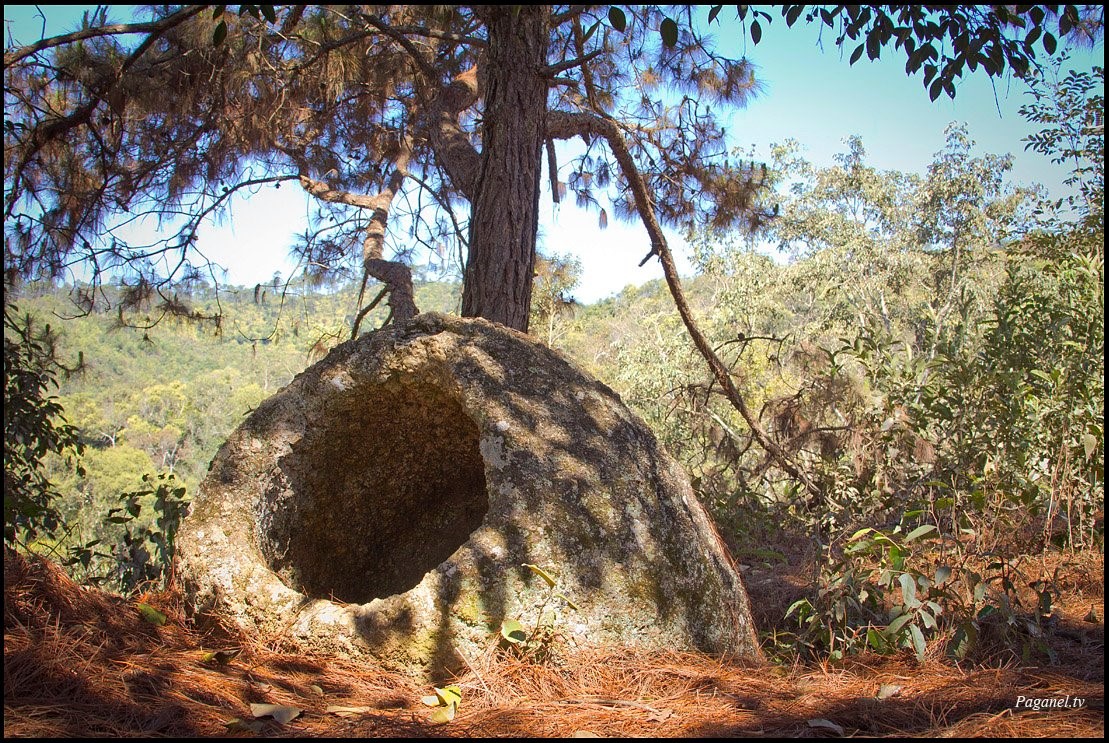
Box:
176;313;759;676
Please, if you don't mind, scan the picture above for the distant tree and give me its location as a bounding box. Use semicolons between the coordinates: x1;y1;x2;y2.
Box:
530;253;582;348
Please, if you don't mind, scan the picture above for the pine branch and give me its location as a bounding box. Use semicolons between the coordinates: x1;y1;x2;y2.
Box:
3;5;207;68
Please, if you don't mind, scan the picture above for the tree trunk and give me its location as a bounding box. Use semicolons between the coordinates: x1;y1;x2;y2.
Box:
461;6;550;332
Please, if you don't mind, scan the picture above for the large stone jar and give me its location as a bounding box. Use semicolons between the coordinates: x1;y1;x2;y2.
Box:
176;313;759;676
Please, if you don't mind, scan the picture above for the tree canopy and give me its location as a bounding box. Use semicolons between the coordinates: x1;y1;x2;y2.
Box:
5;5;771;331
4;5;1102;334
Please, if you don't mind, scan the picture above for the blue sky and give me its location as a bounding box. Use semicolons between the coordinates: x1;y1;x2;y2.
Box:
5;6;1103;302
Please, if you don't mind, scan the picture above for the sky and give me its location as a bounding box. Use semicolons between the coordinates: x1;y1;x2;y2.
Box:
5;6;1104;303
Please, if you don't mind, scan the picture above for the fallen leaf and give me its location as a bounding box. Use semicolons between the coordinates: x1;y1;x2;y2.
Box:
225;717;265;733
326;705;371;717
554;591;580;610
136;603;166;626
201;648;241;665
573;731;604;738
807;717;845;736
309;684;324;696
429;702;457;723
646;707;674;722
876;684;902;700
250;703;301;724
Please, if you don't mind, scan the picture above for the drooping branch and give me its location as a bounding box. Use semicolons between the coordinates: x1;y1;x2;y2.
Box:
548;110;823;500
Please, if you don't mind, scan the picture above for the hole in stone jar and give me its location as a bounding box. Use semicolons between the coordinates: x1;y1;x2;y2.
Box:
260;379;488;605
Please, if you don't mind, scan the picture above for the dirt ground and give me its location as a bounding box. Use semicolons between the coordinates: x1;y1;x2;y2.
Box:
4;548;1103;738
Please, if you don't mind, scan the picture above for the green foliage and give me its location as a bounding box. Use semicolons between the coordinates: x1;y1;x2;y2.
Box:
783;523;1062;664
64;473;189;593
3;304;85;547
710;5;1103;101
785;525;946;662
1020;60;1104;223
498;563;579;664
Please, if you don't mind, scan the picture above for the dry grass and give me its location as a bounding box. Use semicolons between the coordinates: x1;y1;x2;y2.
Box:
4;548;1103;738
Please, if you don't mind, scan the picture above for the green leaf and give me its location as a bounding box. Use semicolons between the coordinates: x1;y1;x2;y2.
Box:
213;20;228;46
904;524;937;542
708;6;722;25
929;77;944;101
751;19;762;44
885;613;913;637
581;18;603;43
899;573;919;608
849;527;875;541
523;563;557;587
660;17;678;48
429;703;457;723
501;618;527;644
849;43;865;65
934;566;952;584
889;544;905;572
1042;31;1057;55
1030;368;1054;383
201;647;242;665
435;685;462;707
867;628;890;652
950;624;976;659
608;7;626;34
866;31;880;60
785;598;812;619
137;603;166;626
423;685;461;723
908;624;926;661
260;5;276;23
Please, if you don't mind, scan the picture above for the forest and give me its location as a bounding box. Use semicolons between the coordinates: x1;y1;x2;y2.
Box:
4;4;1104;738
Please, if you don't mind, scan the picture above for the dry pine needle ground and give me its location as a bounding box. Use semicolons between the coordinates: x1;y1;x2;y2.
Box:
4;549;1103;738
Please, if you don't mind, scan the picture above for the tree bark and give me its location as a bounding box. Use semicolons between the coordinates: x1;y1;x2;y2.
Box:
461;6;550;332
